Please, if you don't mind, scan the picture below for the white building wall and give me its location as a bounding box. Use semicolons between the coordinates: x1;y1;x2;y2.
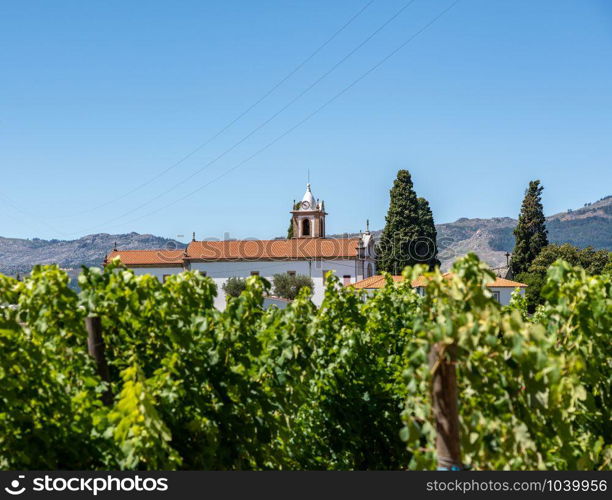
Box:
129;267;182;282
190;258;373;309
366;286;523;306
490;287;524;306
125;257;375;309
123;263;522;307
122;233;376;310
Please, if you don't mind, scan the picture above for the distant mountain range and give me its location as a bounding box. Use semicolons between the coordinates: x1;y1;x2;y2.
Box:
1;196;610;277
435;194;612;269
0;232;184;277
338;195;612;270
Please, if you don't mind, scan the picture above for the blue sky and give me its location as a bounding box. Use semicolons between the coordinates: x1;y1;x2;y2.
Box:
1;0;611;242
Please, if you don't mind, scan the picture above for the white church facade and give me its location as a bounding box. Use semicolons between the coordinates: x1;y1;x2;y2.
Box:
105;184;376;308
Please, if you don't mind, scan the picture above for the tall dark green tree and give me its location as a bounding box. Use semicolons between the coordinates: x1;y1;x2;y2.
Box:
377;170;439;273
416;197;440;268
510;180;548;276
287;201;300;238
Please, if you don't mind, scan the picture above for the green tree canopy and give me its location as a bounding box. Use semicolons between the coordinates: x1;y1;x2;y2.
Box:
272;273;313;300
0;258;610;470
510;180;548;276
377;170;439;273
517;243;610;311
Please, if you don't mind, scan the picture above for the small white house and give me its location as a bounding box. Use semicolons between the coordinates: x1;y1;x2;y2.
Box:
104;183;376;309
351;273;527;306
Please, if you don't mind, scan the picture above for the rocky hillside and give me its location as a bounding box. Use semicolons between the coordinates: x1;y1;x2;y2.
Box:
345;195;612;270
1;196;610;277
0;232;184;277
434;195;612;269
435;217;518;270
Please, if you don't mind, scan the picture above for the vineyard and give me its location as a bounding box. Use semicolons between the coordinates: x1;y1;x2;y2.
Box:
0;254;609;470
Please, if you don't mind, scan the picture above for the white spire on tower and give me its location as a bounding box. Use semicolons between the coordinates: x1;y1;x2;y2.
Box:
300;183;316;210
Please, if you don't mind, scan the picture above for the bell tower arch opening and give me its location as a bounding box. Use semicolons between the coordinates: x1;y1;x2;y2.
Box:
290;183;327;239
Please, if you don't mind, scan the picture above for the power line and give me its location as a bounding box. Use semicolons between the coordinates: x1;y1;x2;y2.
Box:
53;0;375;219
0;191;69;236
71;0;419;235
103;0;461;232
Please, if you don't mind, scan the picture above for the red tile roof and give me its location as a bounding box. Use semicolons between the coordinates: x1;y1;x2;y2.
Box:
105;249;185;266
484;277;528;288
350;275;406;289
104;238;362;266
352;273;527;289
186;238;361;261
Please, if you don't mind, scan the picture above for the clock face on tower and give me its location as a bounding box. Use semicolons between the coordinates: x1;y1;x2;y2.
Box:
301;201;310;210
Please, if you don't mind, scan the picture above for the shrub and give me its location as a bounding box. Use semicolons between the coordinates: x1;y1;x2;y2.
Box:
272;273;314;300
222;276;247;298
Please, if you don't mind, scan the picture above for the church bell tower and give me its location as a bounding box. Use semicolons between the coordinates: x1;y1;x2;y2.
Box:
291;183;326;238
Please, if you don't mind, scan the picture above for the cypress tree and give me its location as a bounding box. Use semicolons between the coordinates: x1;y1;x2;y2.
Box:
287;201;300;238
377;170;438;273
510;180;548;276
287;217;294;239
416;197;440;269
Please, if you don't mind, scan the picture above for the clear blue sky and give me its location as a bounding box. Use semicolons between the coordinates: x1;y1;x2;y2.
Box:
1;0;611;242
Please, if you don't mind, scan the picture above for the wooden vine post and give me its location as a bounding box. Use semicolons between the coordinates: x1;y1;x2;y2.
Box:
85;316;113;406
429;341;462;470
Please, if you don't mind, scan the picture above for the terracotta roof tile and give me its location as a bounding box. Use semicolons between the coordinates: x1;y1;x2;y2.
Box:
350;275;404;289
186;238;361;261
484;277;528;288
105;249;185;266
352;273;527;289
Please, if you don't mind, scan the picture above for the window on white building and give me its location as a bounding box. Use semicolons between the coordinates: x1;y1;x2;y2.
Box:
287;271;296;276
250;271;260;276
491;290;501;303
343;275;351;286
162;274;171;283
